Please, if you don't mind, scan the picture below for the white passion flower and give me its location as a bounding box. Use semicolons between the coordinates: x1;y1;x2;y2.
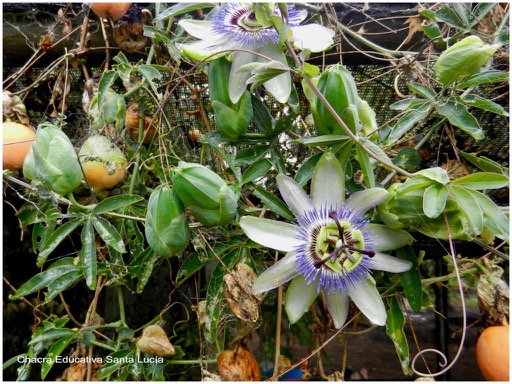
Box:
240;152;414;329
178;2;335;104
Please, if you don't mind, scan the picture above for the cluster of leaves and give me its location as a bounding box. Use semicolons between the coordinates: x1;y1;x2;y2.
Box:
3;2;509;381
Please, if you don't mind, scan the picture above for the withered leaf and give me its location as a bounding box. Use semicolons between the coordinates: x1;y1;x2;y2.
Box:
136;324;175;356
223;263;261;323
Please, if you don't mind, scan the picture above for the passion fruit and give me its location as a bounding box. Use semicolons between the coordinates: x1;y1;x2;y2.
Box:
89;3;131;21
476;325;509;381
2;121;36;171
79;135;127;190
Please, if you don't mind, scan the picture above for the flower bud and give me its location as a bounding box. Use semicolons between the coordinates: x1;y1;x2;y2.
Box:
209;57;253;140
435;36;499;86
32;123;82;195
314;65;359;135
358;98;378;137
145;185;190;257
173;162;237;226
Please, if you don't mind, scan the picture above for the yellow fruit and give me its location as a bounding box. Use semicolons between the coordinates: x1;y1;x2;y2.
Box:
79;135;127;190
476;325;509;381
89;3;131;21
2;121;35;171
217;344;261;381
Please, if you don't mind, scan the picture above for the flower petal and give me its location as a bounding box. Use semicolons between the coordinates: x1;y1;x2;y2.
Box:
229;51;258;103
365;224;414;251
348;277;387;326
311;152;345;208
325;290;349;329
276;174;314;218
240;216;302;252
178;19;215;40
258;44;291;103
369;252;412;273
251;252;298;295
345;188;388;218
292;24;335;53
285;275;319;324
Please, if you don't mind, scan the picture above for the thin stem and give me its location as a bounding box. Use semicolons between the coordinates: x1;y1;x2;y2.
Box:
116;285;126;324
274;251;283;374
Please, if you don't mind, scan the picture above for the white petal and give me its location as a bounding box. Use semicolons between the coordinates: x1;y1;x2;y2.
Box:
285;275;319;324
179;41;227;61
292;24;335;53
178;19;215;40
345;188;388;217
229;52;258;103
365;224;414;251
325;290;349;329
259;44;291;103
311;152;345;208
251;252;298;295
276;174;314;218
348;277;387;326
369;252;412;273
240;216;301;252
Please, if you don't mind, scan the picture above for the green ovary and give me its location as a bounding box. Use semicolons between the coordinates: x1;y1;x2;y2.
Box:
314;222;365;274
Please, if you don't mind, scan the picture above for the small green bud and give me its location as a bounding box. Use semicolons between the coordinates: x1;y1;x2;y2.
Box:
435;35;499;86
145;185;190;257
173;162;237;226
32;123;82;195
22;145;37;180
357;98;378;137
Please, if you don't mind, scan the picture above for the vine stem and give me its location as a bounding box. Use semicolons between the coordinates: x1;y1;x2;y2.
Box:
411;211;467;378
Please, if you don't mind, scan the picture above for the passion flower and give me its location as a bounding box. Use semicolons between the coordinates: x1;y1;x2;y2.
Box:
240;152;413;328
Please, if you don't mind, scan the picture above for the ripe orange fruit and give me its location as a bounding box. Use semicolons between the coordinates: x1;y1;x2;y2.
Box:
79;135;127;190
2;121;36;171
476;325;509;381
125;103;157;143
89;3;131;21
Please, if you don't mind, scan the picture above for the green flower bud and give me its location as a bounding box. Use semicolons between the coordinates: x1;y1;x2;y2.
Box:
32;123;82;195
22;145;37;180
173;162;237;226
357;98;378;137
435;35;499;86
209;57;253;140
314;65;359;135
145;185;190;257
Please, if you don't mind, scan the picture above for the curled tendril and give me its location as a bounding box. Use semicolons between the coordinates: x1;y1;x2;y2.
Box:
411;212;468;378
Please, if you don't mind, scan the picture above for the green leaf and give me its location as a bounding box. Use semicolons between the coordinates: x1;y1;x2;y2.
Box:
416;167;450;184
463;188;509;242
92;216;126;253
408;82;437;99
9;258;81;301
36;220;75;267
98;70;118;109
29;328;77;346
423;184;449;218
450;185;484;235
93;195;144;214
435;5;467;29
129;247;156;293
422;22;442;40
295;134;351;147
386;296;410;375
438;100;484;139
251;94;273;136
81;218;97;290
250;183;295;221
451;172;509;190
396;246;423;313
387;101;432;144
459;94;509;116
294;153;323;186
392;146;421;172
460;151;508;175
41;335;76;379
242;158;272;185
456;70;509;88
155;2;215;21
233;145;270;167
355;143;375;188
